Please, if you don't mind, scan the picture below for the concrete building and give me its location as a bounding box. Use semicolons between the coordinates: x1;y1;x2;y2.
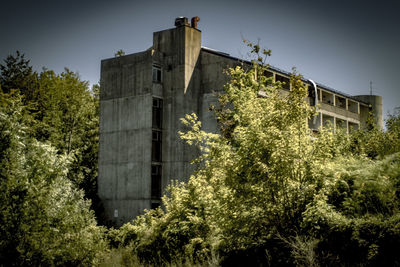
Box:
99;17;383;226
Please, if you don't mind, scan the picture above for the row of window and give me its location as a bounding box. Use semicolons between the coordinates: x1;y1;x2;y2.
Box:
266;70;359;113
308;113;360;132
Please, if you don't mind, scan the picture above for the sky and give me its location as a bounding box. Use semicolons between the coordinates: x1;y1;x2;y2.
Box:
1;0;399;122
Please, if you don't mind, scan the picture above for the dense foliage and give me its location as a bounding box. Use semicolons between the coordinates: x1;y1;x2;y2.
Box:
0;92;106;266
0;52;101;215
0;53;105;266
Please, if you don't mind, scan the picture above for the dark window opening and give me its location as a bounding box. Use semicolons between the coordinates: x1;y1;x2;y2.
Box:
152;65;162;83
335;96;346;109
322;90;334;105
264;70;273;78
153;98;162;108
152;129;162;162
152;98;163;129
151;165;162;199
152;130;161;141
151;135;162;162
151;202;161;209
275;74;290;90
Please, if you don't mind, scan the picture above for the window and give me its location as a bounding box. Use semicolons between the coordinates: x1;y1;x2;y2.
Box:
152;98;163;129
152;130;162;162
335;96;346;109
152;65;162;83
152;131;161;141
348;100;358;113
151;165;162;198
321;90;334;105
336;118;346;129
322;114;334;129
264;70;273;78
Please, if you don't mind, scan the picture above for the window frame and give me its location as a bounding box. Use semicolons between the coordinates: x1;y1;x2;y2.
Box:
152;65;162;83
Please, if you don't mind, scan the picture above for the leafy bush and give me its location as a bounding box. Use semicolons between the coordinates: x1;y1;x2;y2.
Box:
302;153;400;265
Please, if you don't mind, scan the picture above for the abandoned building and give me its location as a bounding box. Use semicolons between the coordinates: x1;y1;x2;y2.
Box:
99;17;383;226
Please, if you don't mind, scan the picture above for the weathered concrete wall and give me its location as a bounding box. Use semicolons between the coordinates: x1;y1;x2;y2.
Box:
156;26;202;188
199;50;241;133
99;52;153;226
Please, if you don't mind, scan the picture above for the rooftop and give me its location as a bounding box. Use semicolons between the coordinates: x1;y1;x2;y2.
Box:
201;47;369;105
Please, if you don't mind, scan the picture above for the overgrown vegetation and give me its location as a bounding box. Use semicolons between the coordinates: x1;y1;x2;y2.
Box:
1;47;399;266
0;53;105;266
105;43;400;266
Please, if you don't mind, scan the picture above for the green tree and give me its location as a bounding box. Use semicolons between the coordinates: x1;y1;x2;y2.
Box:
0;92;106;266
0;51;39;100
0;52;101;215
346;110;400;159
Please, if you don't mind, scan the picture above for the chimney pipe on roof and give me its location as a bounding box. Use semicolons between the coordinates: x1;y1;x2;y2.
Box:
191;16;200;29
175;17;189;27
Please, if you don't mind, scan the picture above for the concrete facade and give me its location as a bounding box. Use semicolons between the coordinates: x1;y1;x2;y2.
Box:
99;18;383;226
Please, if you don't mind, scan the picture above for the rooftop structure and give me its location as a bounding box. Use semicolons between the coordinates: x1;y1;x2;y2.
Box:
99;17;382;226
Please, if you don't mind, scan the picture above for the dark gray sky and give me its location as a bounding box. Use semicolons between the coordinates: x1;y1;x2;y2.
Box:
2;0;399;122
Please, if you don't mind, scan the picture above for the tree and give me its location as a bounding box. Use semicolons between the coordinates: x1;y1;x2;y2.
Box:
114;49;126;57
0;92;106;266
25;66;100;214
346;109;400;159
0;51;38;99
1;50;103;224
